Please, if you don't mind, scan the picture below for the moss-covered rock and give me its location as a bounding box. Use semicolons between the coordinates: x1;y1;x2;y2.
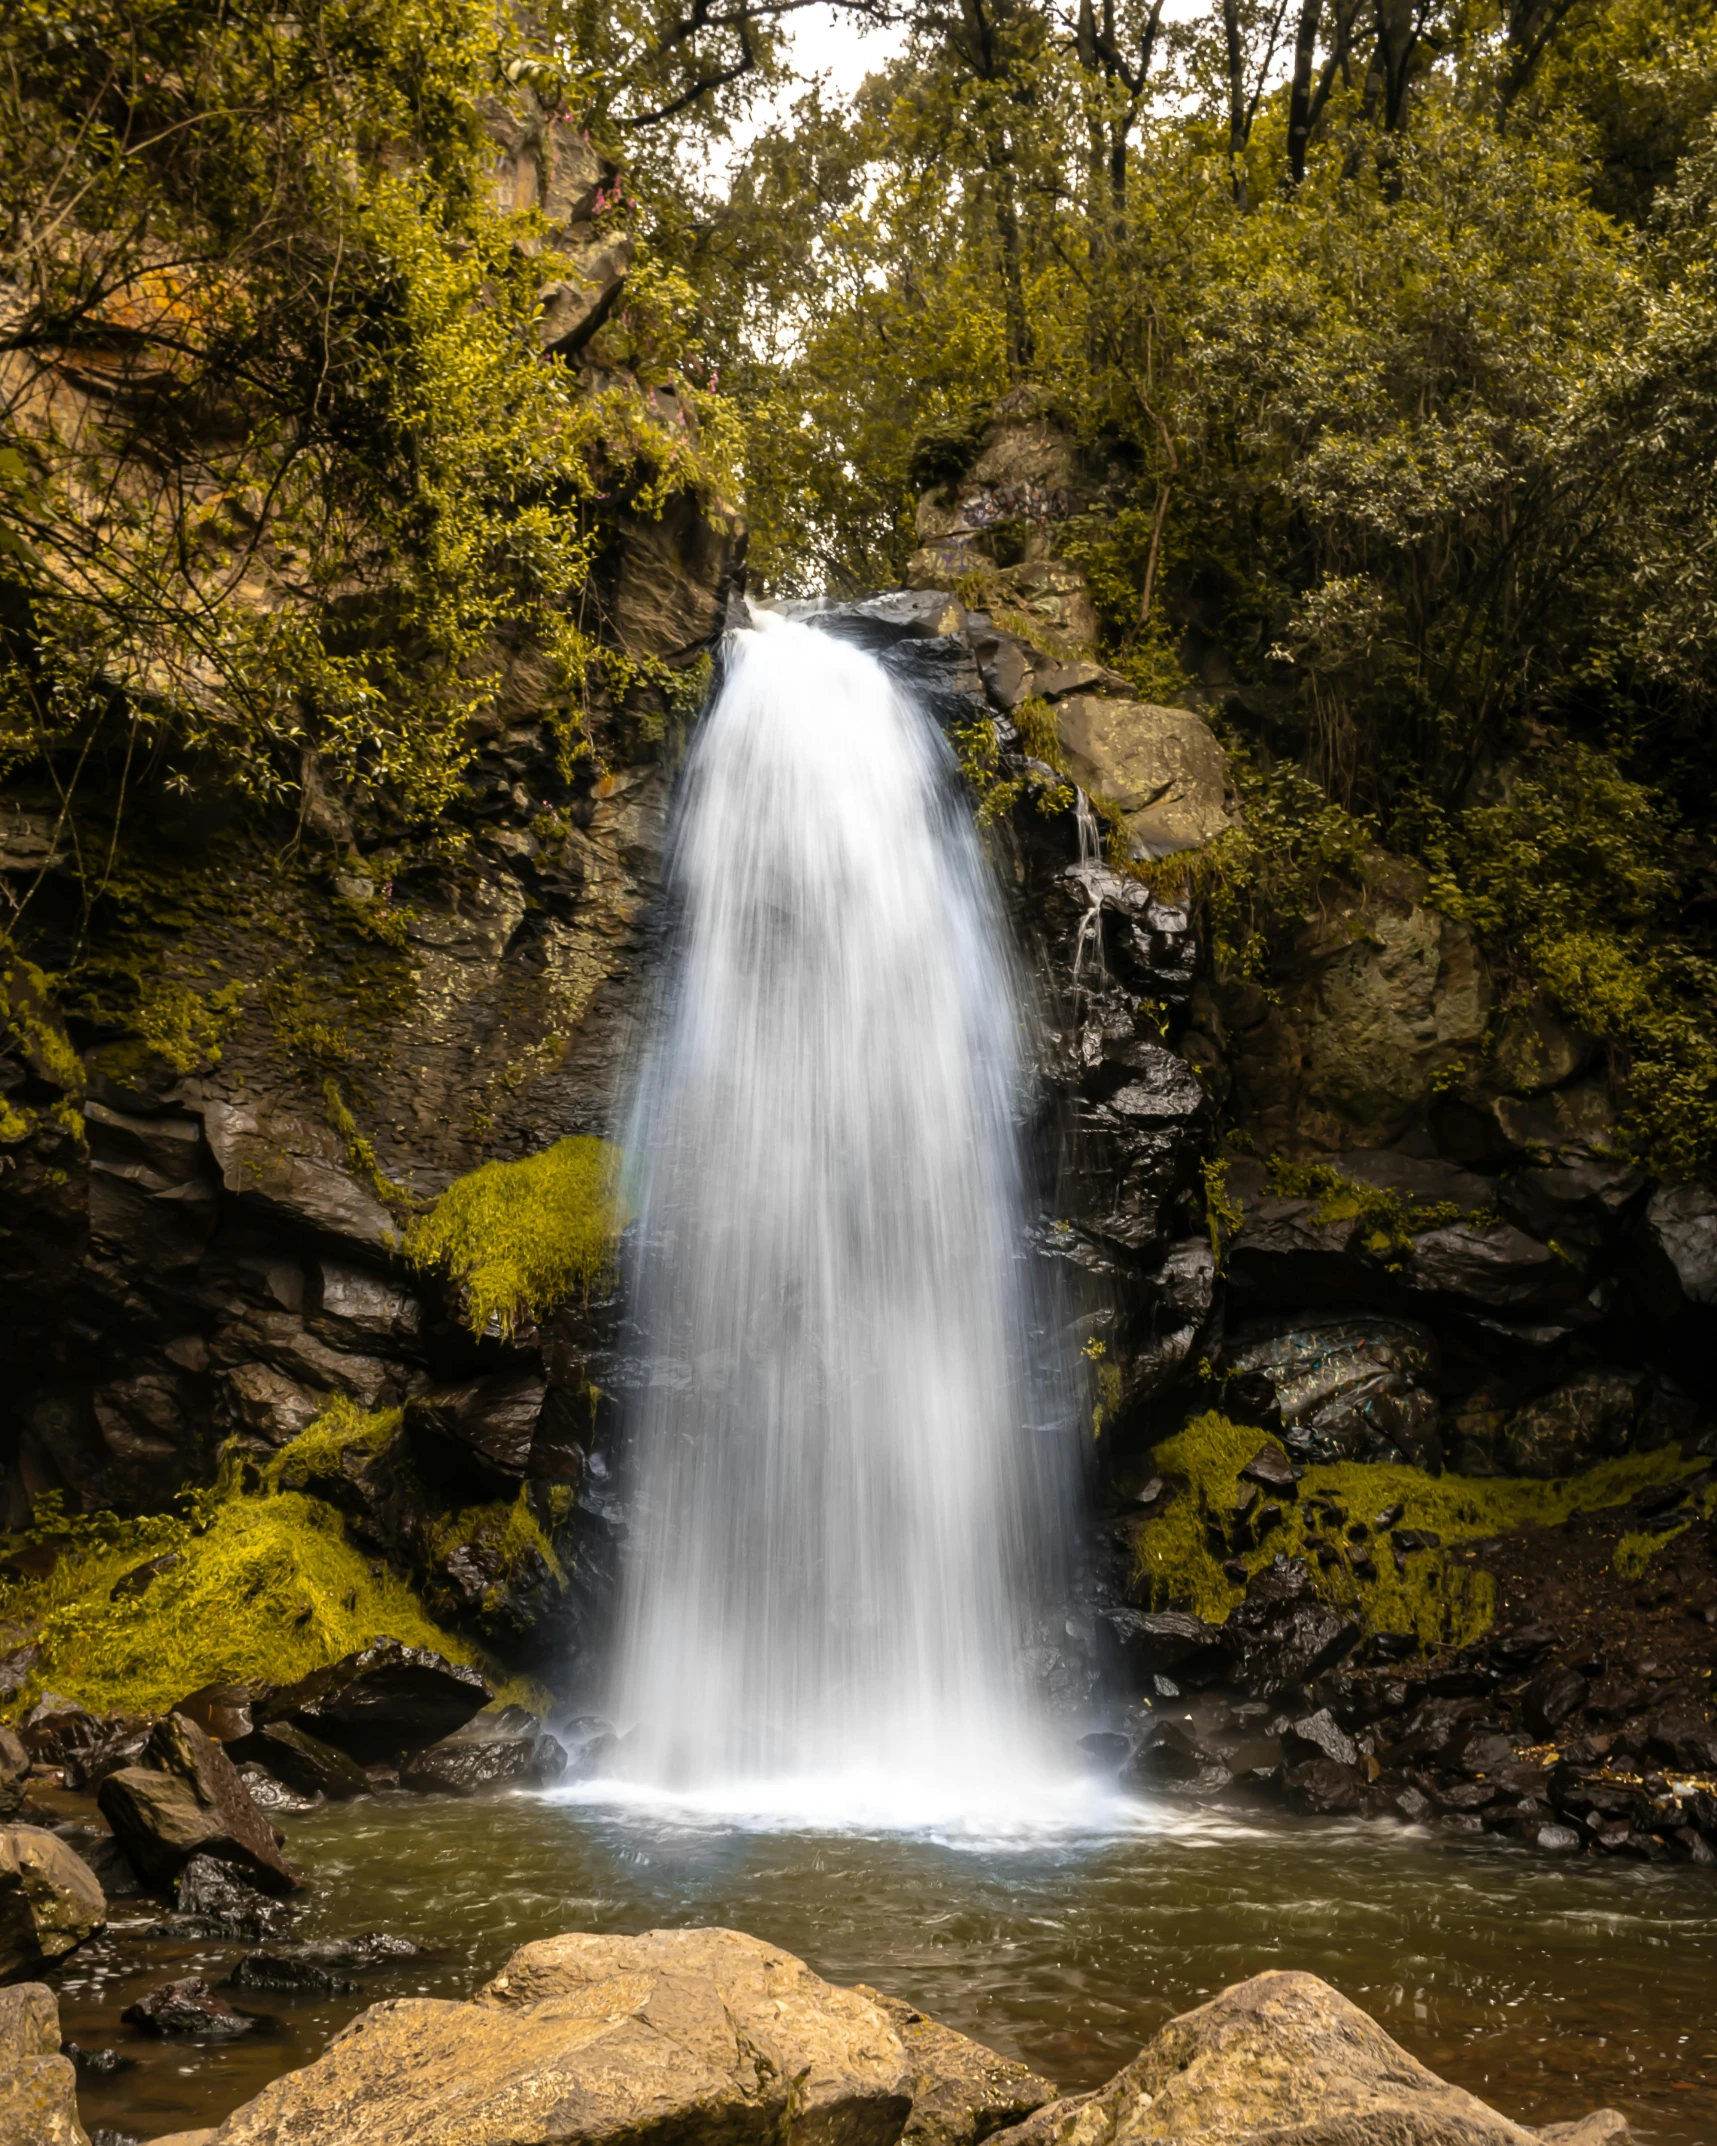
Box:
1135;1409;1708;1652
0;1469;480;1719
403;1136;624;1338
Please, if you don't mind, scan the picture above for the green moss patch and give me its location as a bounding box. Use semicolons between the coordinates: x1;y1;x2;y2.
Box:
402;1135;624;1337
1138;1409;1705;1652
0;1471;478;1718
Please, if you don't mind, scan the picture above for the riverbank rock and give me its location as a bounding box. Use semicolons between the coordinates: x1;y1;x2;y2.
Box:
854;1987;1058;2146
97;1714;301;1895
0;1982;88;2145
197;1925;913;2144
256;1641;491;1762
987;1970;1541;2144
0;1826;105;1978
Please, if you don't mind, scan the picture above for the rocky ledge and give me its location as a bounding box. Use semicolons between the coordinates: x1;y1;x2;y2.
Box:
0;1924;1632;2146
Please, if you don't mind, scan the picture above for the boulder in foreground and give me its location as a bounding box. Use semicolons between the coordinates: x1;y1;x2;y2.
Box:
985;1969;1616;2146
854;1986;1057;2145
198;1925;916;2144
0;1981;89;2146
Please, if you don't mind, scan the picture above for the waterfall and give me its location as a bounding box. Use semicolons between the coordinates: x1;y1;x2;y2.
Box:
608;612;1076;1811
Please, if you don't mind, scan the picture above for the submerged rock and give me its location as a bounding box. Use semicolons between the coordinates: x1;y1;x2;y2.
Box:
0;1826;105;1978
229;1950;358;1996
199;1925;914;2144
174;1855;298;1938
0;1981;88;2146
986;1969;1544;2144
122;1977;256;2038
256;1640;491;1763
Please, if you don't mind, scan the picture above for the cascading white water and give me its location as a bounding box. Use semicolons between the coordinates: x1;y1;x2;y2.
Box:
609;612;1077;1814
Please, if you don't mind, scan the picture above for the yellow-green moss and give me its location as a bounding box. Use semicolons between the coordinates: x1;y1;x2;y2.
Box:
402;1135;624;1337
428;1486;563;1599
1137;1409;1706;1653
133;977;246;1073
266;1395;402;1491
0;1477;479;1717
1264;1157;1492;1260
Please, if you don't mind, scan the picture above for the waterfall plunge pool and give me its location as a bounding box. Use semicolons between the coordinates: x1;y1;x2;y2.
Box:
55;1784;1717;2143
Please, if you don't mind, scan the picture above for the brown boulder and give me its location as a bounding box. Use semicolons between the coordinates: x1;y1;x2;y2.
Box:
97;1712;301;1894
1054;696;1235;859
0;1827;105;1979
854;1987;1057;2145
0;1981;89;2146
987;1970;1539;2145
201;1925;912;2145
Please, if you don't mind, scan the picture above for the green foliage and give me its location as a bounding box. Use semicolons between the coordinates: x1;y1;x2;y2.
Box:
0;1468;477;1717
402;1134;624;1335
1137;1408;1705;1648
0;0;730;852
1417;742;1717;1174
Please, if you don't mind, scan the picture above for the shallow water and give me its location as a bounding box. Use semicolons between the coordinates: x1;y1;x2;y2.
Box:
56;1784;1717;2142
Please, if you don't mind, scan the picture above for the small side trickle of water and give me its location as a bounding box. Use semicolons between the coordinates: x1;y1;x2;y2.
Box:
608;612;1079;1819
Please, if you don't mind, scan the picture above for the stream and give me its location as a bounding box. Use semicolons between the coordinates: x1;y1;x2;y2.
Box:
53;1785;1717;2143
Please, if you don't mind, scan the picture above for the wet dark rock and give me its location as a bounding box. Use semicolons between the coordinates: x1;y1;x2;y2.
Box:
98;1713;301;1894
1502;1374;1640;1479
259;1639;492;1762
237;1762;321;1815
1283;1708;1358;1769
296;1931;423;1970
1646;1715;1717;1772
65;2041;129;2075
559;1716;621;1781
1537;1823;1584;1854
1522;1665;1590;1738
18;1694;103;1771
399;1730;568;1796
1099;1607;1227;1688
1222;1319;1442;1468
171;1683;258;1743
1645;1183;1717;1306
230;1949;359;1995
236;1720;373;1801
1394;1787;1431;1821
174;1854;299;1937
121;1975;256;2037
1076;1732;1131;1769
1282;1756;1366;1814
1238;1445;1297;1494
1222;1558;1359;1695
405;1370;546;1483
60;1714;153;1792
50;1823;143;1898
1125;1717;1231;1799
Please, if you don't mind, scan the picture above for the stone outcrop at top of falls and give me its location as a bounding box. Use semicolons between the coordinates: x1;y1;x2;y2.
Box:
124;1925;1631;2146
